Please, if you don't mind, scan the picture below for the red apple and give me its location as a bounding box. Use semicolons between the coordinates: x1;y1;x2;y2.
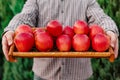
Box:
89;25;104;39
15;24;33;35
14;32;34;52
35;32;53;51
72;34;90;51
46;20;63;37
92;33;110;52
63;26;74;38
73;20;89;34
56;34;72;51
34;27;45;35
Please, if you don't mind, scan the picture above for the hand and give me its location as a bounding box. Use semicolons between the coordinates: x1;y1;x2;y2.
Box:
106;31;119;58
2;31;16;62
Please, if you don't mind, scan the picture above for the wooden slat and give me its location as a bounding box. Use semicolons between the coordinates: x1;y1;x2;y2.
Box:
8;44;17;62
109;47;115;62
8;44;115;62
12;51;111;58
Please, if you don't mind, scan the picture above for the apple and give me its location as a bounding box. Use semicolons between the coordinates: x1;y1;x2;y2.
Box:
72;34;90;51
56;34;72;51
15;24;33;35
92;33;110;52
73;20;89;34
63;26;75;38
34;27;45;35
14;32;34;52
89;25;104;39
35;31;53;51
46;20;63;37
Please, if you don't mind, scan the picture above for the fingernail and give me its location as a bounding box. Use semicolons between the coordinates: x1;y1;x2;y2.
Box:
8;41;13;46
111;44;114;48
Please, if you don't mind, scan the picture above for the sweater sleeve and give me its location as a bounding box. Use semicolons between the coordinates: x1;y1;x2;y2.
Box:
4;0;39;32
87;0;119;36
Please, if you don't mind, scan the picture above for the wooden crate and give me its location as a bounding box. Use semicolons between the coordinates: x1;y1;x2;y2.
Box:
8;44;115;62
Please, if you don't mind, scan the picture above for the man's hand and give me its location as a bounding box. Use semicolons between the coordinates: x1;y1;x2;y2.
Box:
106;31;119;58
2;31;16;62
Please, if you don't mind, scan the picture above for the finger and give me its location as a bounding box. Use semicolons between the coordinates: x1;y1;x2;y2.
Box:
114;39;118;58
2;36;9;61
106;31;117;48
5;31;14;46
110;37;116;48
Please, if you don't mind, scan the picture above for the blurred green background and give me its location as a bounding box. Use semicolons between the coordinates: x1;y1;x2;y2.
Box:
0;0;120;80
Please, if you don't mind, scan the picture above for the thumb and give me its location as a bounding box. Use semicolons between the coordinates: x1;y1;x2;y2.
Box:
110;38;115;48
106;31;117;48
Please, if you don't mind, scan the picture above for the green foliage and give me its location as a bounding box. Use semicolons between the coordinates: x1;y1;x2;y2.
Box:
3;58;33;80
0;0;25;29
0;39;3;79
0;0;120;80
90;58;120;80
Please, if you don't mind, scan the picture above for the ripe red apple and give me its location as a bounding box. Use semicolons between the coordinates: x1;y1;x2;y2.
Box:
72;34;90;51
14;32;34;52
92;33;110;52
34;27;45;35
63;26;74;38
73;20;89;34
56;34;72;51
89;25;104;39
35;32;53;51
46;20;63;37
15;24;33;35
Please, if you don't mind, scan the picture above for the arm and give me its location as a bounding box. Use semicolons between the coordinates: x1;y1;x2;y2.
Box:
2;0;38;61
87;0;119;58
4;0;39;32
